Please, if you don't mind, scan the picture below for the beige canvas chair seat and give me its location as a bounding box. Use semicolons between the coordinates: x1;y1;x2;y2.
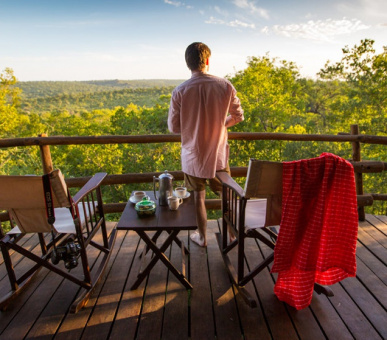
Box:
243;199;268;230
7;201;96;235
0;169;117;313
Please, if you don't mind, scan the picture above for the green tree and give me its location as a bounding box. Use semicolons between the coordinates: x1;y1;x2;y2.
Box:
0;68;43;175
298;78;349;134
319;39;387;135
319;39;387;214
0;68;24;137
226;55;310;163
228;55;306;133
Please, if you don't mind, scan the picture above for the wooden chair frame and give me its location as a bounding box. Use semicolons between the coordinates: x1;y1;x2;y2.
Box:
0;171;117;313
216;160;333;308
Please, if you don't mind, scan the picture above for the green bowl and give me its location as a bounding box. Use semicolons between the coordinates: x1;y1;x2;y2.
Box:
135;197;156;217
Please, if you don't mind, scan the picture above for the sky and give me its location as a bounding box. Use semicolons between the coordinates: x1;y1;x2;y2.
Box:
0;0;386;81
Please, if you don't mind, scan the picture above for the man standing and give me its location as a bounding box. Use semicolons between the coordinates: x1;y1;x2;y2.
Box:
168;42;244;247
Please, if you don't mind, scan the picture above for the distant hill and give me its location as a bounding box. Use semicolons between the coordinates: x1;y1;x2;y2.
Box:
17;79;185;99
16;79;186;114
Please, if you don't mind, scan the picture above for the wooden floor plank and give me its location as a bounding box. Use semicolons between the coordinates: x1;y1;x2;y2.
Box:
359;217;387;249
0;233;51;290
233;286;272;340
356;240;387;285
309;291;354;340
367;214;387;236
189;229;216;340
221;235;272;340
245;239;299;340
355;257;387;309
78;227;135;340
254;237;327;340
285;303;326;340
215;218;276;340
161;230;189;340
24;224;117;339
107;232;145;340
340;272;387;339
50;222;119;340
0;232;36;270
135;232;170;340
358;223;387;264
329;281;382;339
0;267;51;335
4;226;108;339
0;269;64;339
26;274;82;339
206;222;243;340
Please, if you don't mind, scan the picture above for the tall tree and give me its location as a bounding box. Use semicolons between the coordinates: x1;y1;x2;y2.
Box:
319;39;387;135
228;55;306;133
0;67;24;137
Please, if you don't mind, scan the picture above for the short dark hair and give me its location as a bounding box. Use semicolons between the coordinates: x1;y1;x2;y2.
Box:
185;42;211;71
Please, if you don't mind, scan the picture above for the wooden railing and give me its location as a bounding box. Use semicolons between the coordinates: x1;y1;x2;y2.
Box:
1;125;386;224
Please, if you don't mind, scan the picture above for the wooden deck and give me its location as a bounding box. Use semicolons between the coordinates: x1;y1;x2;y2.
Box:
1;214;386;340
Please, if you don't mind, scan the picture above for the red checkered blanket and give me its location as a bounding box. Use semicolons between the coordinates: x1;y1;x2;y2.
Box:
271;153;358;310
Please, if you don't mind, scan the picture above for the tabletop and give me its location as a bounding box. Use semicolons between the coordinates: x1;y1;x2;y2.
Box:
117;191;197;231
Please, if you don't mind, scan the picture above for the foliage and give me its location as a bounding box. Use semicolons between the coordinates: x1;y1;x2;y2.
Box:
228;55;306;133
1;68;25;137
319;39;387;135
317;39;387;215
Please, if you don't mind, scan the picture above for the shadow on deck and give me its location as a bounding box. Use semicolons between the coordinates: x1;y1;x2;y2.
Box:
0;215;386;339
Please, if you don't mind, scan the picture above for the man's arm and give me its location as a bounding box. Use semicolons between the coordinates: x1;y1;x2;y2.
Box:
225;89;244;128
167;91;181;133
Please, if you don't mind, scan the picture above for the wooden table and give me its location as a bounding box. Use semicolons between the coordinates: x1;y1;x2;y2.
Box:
117;191;197;290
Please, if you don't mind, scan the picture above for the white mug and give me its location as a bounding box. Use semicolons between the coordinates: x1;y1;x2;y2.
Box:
175;186;187;198
133;191;146;202
168;196;183;210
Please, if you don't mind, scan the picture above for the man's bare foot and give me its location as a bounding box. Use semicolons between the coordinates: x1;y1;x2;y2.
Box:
190;231;207;247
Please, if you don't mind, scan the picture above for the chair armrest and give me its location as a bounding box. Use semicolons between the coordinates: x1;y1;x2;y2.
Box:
72;172;107;204
216;172;245;197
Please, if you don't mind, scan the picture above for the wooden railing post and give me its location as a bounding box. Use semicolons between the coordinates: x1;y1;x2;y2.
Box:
351;125;365;221
39;133;54;175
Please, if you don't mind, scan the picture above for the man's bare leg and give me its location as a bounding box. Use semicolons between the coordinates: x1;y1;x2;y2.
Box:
190;190;207;247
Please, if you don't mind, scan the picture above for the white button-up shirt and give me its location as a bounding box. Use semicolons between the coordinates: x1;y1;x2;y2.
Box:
168;71;244;178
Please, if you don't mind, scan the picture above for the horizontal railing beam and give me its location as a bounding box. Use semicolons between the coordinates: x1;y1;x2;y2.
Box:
350;161;386;173
65;161;385;188
1;132;387;148
65;167;248;188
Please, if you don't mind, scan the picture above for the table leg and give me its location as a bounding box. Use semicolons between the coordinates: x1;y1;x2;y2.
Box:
166;230;190;254
131;230;193;290
142;230;189;255
140;230;162;258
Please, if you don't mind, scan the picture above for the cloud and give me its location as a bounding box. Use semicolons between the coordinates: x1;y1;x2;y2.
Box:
205;16;255;29
214;6;228;17
264;18;370;42
232;0;269;19
338;0;387;21
164;0;193;9
164;0;182;7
